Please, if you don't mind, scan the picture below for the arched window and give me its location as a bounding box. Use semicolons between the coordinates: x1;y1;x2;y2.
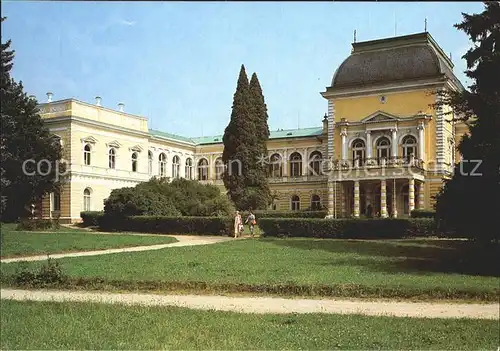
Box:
148;151;153;175
311;194;321;210
84;144;91;166
172;155;180;179
185;158;193;179
83;188;91;211
198;159;208;180
376;137;391;161
291;195;300;211
108;148;116;169
309;151;322;176
159;153;167;177
215;158;224;180
268;153;282;178
289;152;302;177
352;139;365;164
131;152;138;172
402;135;417;160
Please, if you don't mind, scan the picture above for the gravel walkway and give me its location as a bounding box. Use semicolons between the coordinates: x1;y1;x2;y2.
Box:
0;235;232;263
1;288;498;320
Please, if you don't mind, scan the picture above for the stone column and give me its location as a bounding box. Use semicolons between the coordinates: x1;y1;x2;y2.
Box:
392;179;398;218
282;149;288;177
341;183;346;217
380;179;388;218
302;148;308;176
418;182;425;209
409;178;415;213
341;128;347;161
366;130;372;159
391;128;398;159
353;180;360;218
417;122;425;160
328;181;334;216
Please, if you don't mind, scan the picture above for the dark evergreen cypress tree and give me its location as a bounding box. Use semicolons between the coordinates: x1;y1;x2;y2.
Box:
222;65;252;209
434;2;500;243
222;65;271;210
247;72;271;209
1;17;65;220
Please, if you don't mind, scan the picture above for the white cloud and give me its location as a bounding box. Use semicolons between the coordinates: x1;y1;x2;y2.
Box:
119;19;136;26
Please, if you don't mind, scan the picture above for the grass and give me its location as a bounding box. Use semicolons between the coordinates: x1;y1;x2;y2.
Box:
0;223;178;258
2;237;498;300
1;300;498;350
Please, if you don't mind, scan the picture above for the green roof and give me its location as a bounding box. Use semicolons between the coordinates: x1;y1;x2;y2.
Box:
150;126;323;146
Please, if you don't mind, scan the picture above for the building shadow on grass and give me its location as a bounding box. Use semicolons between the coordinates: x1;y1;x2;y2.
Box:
266;238;500;277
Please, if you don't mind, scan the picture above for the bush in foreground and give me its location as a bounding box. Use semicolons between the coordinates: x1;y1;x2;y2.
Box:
410;209;436;218
80;211;104;227
16;218;60;231
258;218;440;239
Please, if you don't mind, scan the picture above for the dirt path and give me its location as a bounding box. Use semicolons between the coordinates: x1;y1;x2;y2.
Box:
1;288;498;319
0;235;232;263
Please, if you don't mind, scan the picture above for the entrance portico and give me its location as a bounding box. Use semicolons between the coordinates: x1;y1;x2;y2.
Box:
334;178;423;218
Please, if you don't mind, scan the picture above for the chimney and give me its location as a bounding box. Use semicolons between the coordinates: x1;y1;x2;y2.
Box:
95;96;102;106
118;102;124;112
47;92;53;103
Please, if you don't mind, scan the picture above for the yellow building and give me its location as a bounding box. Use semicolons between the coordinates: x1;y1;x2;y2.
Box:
37;32;467;223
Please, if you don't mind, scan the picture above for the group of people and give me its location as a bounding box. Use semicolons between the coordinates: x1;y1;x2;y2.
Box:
233;210;256;238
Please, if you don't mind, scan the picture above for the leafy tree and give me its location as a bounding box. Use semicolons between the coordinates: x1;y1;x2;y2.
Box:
1;17;65;221
105;177;234;217
222;65;271;210
434;2;500;243
104;187;181;217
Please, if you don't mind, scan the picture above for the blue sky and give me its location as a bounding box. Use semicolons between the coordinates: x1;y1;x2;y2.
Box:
2;1;483;137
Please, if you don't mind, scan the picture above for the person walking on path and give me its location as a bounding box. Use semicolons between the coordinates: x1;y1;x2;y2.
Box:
234;211;243;238
245;211;256;237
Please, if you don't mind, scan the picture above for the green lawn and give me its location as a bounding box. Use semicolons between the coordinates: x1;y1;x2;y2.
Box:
1;300;497;350
0;223;177;258
2;238;498;300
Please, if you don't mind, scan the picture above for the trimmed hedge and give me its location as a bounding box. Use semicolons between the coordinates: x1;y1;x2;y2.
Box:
16;218;60;231
250;210;328;219
410;209;436;218
259;218;439;239
80;211;104;227
98;215;234;236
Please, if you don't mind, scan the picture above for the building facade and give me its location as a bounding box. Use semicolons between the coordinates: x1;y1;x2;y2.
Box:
37;32;468;223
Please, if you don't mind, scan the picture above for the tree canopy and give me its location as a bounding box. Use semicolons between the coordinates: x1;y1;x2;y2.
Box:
434;2;500;243
1;17;65;221
222;65;270;210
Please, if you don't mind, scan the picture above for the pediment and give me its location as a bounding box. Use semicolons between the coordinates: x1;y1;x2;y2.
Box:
81;136;98;144
361;111;400;123
106;140;122;148
129;145;144;152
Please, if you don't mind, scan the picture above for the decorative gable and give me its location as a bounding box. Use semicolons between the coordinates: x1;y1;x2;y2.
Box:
129;145;144;152
361;111;400;123
106;140;122;148
81;136;98;144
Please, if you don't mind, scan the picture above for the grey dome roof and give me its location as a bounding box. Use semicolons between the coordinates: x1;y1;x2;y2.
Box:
330;32;462;89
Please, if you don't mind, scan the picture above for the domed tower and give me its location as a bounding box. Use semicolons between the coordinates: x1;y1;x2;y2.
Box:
320;32;464;219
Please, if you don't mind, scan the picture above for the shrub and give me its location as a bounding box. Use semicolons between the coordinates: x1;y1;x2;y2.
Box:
104;178;235;218
13;258;67;287
104;187;181;217
411;209;436;218
259;218;439;239
16;218;60;231
80;211;104;227
99;215;234;236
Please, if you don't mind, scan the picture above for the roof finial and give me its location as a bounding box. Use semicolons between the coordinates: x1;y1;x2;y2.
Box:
353;29;357;43
450;52;452;62
424;18;427;32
